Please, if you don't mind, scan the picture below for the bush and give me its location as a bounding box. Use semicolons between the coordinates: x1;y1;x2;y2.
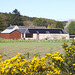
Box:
0;39;75;75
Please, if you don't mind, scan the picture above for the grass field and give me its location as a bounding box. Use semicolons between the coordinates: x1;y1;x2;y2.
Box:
0;40;71;60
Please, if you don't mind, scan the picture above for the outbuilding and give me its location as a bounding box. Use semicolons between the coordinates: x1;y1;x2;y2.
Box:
1;26;69;40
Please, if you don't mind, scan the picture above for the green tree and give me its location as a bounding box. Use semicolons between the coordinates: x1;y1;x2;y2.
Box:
33;18;42;26
68;21;75;35
0;17;4;31
12;9;20;16
11;9;23;26
41;20;48;27
56;22;64;29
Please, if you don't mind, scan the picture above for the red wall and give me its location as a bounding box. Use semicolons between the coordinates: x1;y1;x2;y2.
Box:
1;30;21;39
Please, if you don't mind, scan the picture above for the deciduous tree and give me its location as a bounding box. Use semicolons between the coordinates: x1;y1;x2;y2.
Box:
23;21;35;28
48;24;51;29
0;17;4;30
68;21;75;35
56;22;64;29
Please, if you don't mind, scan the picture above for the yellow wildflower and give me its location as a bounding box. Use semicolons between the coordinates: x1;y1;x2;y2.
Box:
73;64;75;67
70;73;72;75
5;69;9;73
0;55;2;58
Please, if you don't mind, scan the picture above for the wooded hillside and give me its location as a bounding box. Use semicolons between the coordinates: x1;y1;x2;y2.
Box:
0;9;67;31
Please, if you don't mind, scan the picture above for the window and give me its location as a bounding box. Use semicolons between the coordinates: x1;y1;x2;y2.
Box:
26;34;33;38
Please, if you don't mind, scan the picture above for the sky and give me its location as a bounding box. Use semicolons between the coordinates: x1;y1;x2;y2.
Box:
0;0;75;21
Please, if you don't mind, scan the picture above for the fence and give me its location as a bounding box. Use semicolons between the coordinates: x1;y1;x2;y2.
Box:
0;39;73;43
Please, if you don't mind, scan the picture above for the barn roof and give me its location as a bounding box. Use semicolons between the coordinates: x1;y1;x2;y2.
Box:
1;26;68;34
1;25;19;33
18;26;26;29
16;28;68;34
7;26;26;29
27;29;68;34
16;28;28;33
35;26;46;29
1;29;15;33
7;26;15;29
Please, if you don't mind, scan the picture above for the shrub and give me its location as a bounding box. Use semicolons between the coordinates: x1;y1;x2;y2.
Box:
0;39;75;75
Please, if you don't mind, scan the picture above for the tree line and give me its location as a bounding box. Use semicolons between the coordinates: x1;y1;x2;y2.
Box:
0;9;66;31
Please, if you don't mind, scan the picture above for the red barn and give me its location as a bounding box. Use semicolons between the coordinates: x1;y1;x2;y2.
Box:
1;26;22;39
1;30;21;39
1;26;28;39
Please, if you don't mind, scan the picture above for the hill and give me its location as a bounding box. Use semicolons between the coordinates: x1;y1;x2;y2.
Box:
0;9;67;31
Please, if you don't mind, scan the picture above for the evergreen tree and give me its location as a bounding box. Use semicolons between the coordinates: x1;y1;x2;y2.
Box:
11;9;23;26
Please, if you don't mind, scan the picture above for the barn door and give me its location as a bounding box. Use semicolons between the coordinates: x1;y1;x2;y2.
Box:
37;34;39;39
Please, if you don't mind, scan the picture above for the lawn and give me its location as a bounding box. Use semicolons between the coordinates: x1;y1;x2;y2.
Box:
0;40;71;60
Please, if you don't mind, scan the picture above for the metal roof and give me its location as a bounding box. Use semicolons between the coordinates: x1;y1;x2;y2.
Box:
62;29;68;34
27;29;68;34
16;28;28;33
7;26;15;29
18;26;26;29
1;29;15;33
16;28;68;34
1;28;68;34
35;26;46;29
7;26;26;29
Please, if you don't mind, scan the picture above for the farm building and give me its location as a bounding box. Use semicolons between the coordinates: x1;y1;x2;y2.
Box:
1;26;69;40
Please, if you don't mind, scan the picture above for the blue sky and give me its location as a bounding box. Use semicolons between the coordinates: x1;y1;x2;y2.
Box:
0;0;75;21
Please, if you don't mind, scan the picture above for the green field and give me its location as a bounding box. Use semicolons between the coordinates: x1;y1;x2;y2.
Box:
0;40;71;60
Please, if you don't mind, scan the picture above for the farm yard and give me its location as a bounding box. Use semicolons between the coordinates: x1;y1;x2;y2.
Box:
0;39;71;60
